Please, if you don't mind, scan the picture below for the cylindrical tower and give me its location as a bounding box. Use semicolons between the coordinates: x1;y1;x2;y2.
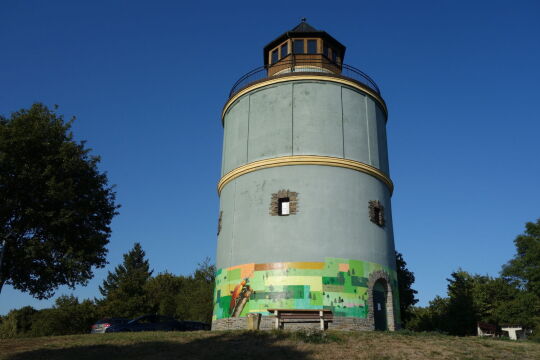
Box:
213;21;399;331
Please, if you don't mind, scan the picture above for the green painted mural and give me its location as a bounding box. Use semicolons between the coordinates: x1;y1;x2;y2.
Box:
213;257;398;320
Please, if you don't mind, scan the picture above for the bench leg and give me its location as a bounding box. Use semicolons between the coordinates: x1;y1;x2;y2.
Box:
275;312;280;330
320;310;324;330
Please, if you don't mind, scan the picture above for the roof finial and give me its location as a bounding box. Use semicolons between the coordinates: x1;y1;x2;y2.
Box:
301;17;307;22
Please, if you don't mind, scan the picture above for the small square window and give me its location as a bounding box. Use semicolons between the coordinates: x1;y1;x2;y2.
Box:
368;200;385;227
278;197;290;216
271;49;278;64
307;40;317;54
270;190;298;216
281;43;288;58
293;40;304;54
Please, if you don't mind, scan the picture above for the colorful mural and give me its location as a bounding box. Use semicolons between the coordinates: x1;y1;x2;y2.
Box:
213;258;398;320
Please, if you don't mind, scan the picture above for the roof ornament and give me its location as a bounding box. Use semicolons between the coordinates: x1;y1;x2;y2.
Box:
301;17;307;22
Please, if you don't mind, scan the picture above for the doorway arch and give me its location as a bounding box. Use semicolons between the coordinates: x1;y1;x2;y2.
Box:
367;270;396;331
373;279;387;330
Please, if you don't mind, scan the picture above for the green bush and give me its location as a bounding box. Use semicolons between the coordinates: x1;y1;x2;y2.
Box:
31;295;98;336
0;306;37;338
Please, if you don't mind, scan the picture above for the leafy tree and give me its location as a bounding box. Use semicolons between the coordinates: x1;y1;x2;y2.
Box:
31;295;98;336
407;272;478;335
427;296;451;331
404;306;430;332
145;272;185;317
407;296;450;333
470;275;518;325
497;291;540;329
500;219;540;337
445;270;478;336
502;219;540;297
176;258;215;323
99;242;153;318
395;251;418;327
0;103;118;298
407;220;540;336
0;306;37;338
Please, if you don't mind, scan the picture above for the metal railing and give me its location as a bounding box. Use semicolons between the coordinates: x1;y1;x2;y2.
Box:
229;55;381;98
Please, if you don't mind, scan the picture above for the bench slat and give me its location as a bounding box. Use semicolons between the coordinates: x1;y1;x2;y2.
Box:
280;315;333;319
267;309;334;330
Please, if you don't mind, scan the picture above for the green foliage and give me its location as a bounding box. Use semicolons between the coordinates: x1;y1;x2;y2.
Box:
0;306;37;338
471;276;520;325
502;219;540;297
406;296;450;333
500;219;540;337
499;291;540;330
0;249;216;338
395;251;418;327
98;244;214;323
98;243;153;318
0;296;99;339
145;272;185;317
30;295;98;336
0;103;119;299
406;219;540;337
446;270;478;336
175;258;215;323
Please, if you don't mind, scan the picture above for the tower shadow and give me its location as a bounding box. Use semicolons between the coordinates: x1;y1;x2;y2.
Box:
6;331;313;360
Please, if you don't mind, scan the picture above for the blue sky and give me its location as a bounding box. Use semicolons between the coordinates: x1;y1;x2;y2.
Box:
1;0;539;314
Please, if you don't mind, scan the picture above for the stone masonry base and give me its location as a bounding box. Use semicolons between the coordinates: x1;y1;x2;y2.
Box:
212;316;376;331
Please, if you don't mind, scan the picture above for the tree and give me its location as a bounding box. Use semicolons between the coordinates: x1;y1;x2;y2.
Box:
176;258;215;323
469;275;517;325
0;103;118;298
445;270;478;336
395;251;418;327
502;219;540;297
99;242;153;318
145;272;185;317
30;295;98;336
501;219;540;337
0;306;37;338
406;296;450;333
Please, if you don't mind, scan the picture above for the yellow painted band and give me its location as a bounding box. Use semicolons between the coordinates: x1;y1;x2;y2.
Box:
222;74;388;124
217;155;393;195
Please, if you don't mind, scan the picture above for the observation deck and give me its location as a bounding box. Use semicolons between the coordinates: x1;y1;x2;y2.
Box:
228;55;382;99
226;19;382;103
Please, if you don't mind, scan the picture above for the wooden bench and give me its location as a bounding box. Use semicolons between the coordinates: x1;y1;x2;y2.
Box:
477;322;499;337
267;309;333;330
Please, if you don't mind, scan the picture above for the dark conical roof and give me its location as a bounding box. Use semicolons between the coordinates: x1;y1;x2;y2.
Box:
290;20;320;33
263;20;346;66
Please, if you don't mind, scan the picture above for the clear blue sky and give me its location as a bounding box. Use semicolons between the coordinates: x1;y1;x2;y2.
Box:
1;0;539;314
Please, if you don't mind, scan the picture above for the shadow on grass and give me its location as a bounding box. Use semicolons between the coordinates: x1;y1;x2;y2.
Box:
6;331;313;360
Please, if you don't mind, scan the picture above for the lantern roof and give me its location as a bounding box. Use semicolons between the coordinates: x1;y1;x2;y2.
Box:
263;19;346;66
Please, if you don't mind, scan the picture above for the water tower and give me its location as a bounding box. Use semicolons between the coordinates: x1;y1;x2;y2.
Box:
213;20;400;331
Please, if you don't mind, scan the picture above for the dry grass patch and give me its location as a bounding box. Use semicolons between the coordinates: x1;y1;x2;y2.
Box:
0;330;538;360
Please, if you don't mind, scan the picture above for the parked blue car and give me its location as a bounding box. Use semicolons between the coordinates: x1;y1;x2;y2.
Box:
104;315;209;332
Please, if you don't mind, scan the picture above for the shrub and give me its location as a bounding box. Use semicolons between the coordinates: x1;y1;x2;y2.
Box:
0;306;37;338
31;295;98;336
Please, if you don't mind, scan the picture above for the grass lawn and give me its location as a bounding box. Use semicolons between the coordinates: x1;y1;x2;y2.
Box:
1;330;539;360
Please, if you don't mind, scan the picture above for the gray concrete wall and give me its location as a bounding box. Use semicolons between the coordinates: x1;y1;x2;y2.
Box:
221;81;389;175
216;78;398;329
217;165;396;271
